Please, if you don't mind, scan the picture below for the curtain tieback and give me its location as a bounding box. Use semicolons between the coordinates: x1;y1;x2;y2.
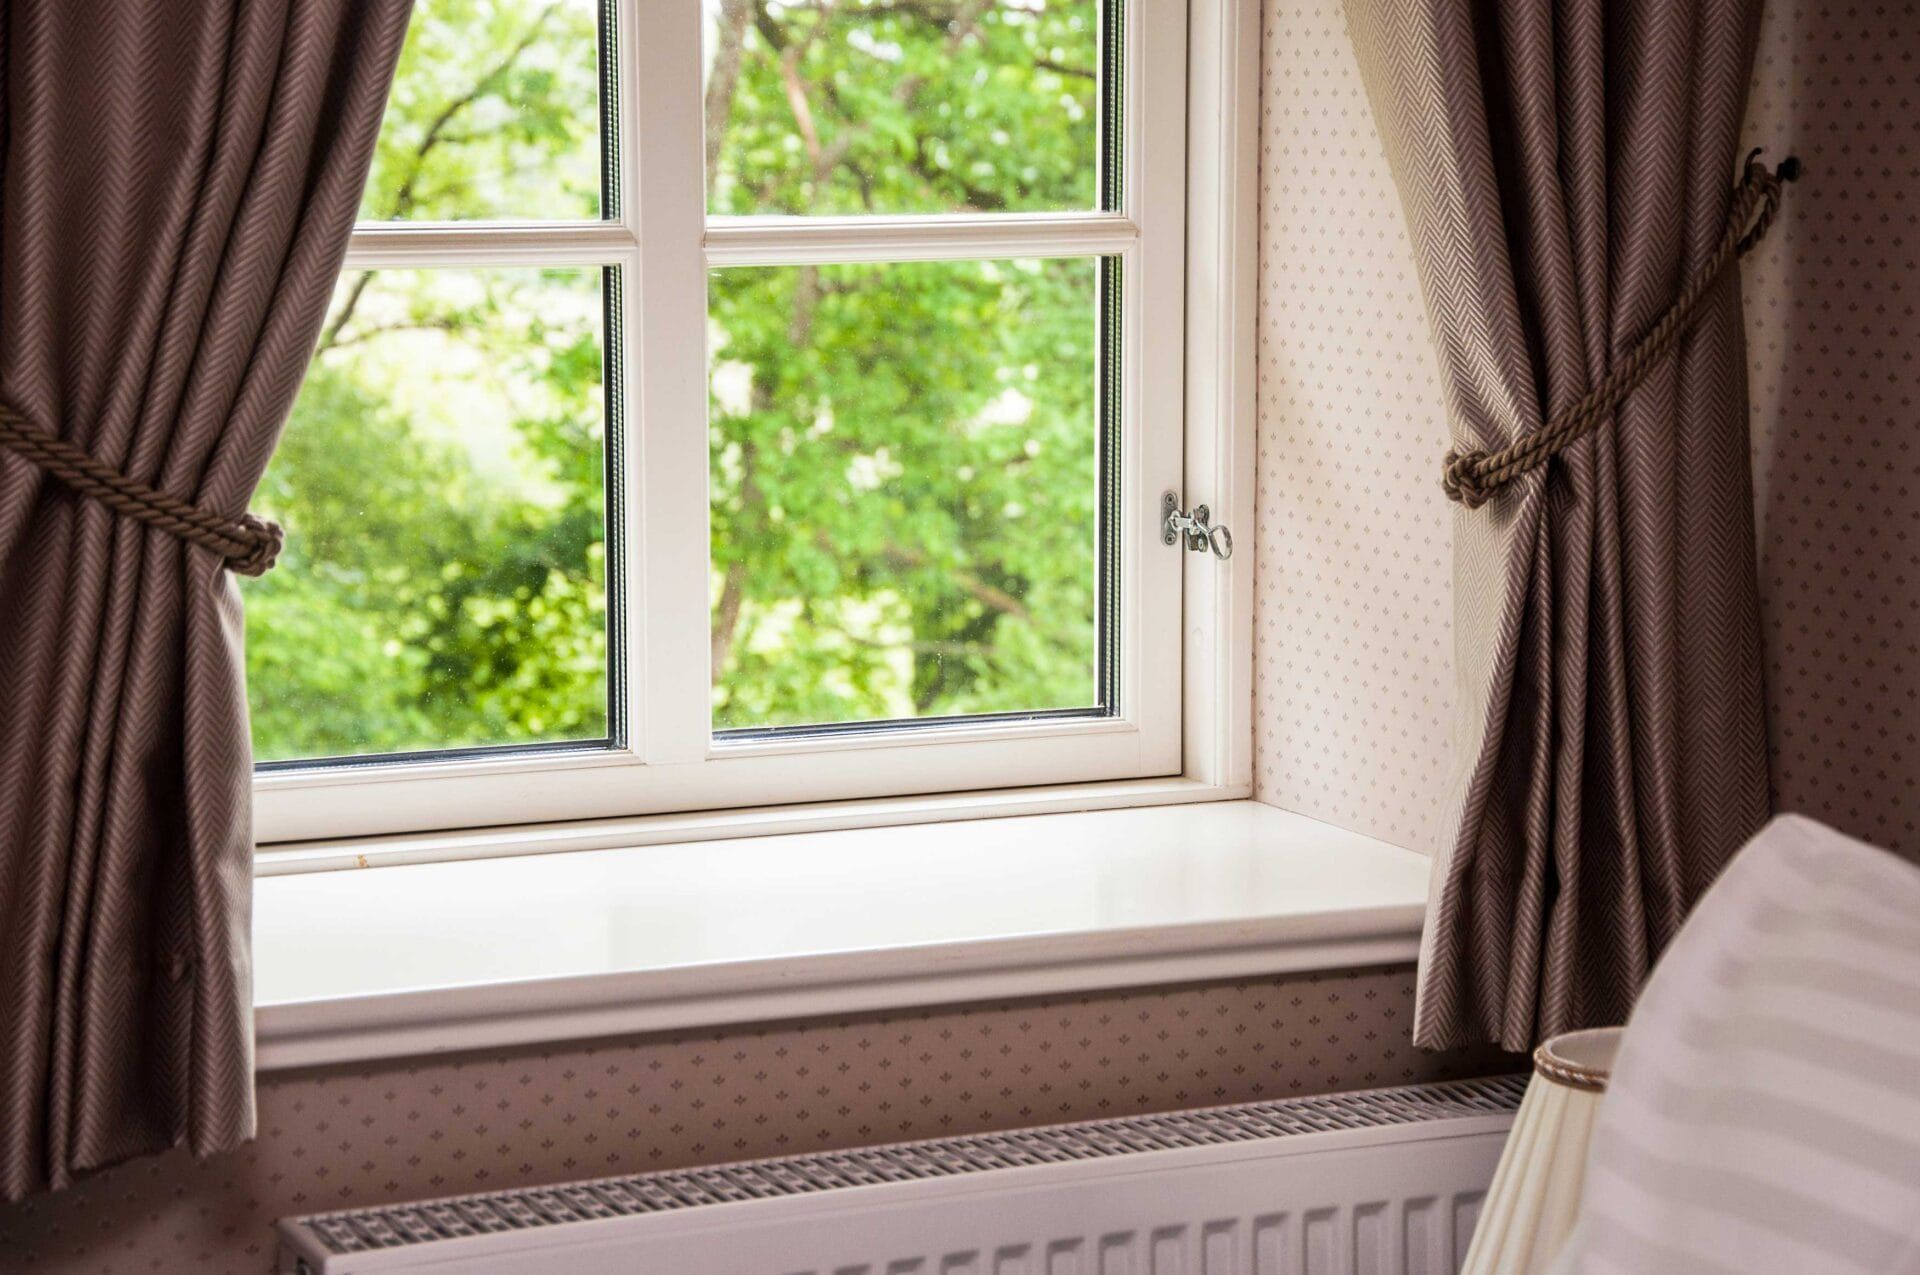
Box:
1442;150;1801;509
0;399;283;575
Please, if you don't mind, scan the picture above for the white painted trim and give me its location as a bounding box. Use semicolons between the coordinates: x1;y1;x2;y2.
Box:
255;724;1177;843
630;0;712;769
252;802;1427;1070
704;213;1138;265
254;775;1241;875
342;220;634;268
249;0;1235;847
1178;0;1261;793
256;915;1420;1071
1122;0;1189;779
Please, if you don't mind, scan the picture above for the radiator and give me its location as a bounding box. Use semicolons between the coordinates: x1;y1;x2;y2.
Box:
278;1073;1525;1275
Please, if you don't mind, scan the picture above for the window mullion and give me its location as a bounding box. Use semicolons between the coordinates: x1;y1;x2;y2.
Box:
248;0;1204;845
702;213;1139;267
1124;0;1185;773
630;0;714;767
340;221;636;270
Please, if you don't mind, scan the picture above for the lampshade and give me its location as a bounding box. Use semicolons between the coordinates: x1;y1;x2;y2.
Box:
1460;1026;1622;1275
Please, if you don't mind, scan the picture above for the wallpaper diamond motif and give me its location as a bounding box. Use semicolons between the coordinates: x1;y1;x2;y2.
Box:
1251;0;1920;862
1251;0;1456;850
0;967;1508;1274
2;0;1911;1271
1742;0;1920;854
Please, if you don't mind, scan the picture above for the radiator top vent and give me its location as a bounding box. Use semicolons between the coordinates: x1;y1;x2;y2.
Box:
282;1073;1525;1262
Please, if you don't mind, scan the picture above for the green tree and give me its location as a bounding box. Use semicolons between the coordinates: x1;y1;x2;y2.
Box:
247;0;1103;759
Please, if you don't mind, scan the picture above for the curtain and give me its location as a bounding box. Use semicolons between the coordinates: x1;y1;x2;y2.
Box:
1344;1;1774;1051
0;2;409;1200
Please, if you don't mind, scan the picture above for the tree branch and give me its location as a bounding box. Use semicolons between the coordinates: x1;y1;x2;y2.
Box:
316;271;375;355
704;0;754;188
317;318;463;352
323;6;564;353
711;436;764;677
880;544;1034;624
779;46;827;168
773;0;965;20
711;557;749;674
808;0;992;181
386;1;564;219
1035;58;1095;80
908;137;1008;211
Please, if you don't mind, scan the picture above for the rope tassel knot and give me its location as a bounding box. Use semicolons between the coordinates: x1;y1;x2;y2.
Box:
0;401;285;576
1442;150;1801;510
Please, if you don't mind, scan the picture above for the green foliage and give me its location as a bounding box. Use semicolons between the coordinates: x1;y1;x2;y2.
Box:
708;256;1098;727
361;0;602;222
246;0;1102;760
705;0;1097;216
247;265;609;759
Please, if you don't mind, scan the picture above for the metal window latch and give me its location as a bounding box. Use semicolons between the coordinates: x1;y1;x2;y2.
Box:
1161;491;1234;560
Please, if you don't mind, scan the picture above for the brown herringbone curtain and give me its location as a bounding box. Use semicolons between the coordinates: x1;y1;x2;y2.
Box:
1345;1;1774;1051
0;2;409;1199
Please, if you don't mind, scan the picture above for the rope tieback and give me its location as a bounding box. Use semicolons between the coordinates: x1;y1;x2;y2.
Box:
0;400;283;576
1442;150;1801;509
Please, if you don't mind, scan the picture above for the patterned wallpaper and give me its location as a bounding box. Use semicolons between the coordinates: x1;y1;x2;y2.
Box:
1742;0;1920;855
1252;0;1920;860
1251;0;1456;848
3;1;1911;1272
0;966;1508;1274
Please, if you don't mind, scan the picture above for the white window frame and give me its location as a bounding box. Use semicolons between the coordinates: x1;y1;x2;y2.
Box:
251;0;1258;853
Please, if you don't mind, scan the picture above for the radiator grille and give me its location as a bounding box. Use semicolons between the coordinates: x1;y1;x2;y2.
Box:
282;1073;1524;1263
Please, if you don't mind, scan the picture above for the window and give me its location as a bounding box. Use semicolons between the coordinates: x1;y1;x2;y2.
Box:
250;0;1212;845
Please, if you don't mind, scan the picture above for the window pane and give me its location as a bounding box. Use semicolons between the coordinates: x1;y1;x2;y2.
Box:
362;0;605;222
710;257;1103;731
703;0;1100;216
246;267;610;763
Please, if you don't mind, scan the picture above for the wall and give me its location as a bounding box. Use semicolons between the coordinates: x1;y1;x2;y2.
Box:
1742;0;1920;854
1251;0;1455;848
0;8;1507;1273
0;966;1506;1274
6;0;1911;1271
0;7;1492;1271
1252;0;1920;860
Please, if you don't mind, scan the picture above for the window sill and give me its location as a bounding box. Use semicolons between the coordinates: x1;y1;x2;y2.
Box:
253;801;1431;1071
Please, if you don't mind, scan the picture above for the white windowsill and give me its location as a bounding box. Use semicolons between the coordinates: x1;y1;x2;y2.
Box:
253;801;1431;1071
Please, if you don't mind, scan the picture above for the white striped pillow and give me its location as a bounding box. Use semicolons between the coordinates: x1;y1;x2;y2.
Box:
1550;815;1920;1275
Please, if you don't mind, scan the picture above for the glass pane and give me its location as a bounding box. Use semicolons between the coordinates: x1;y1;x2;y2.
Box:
246;267;610;763
703;0;1100;216
710;256;1102;731
362;0;604;222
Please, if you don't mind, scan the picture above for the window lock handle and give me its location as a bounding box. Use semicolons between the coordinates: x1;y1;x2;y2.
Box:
1161;491;1233;560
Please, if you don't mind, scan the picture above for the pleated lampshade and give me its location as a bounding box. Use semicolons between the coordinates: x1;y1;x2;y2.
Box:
1460;1026;1621;1275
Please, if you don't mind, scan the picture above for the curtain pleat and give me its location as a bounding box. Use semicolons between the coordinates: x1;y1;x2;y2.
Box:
0;0;410;1200
1344;0;1773;1051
